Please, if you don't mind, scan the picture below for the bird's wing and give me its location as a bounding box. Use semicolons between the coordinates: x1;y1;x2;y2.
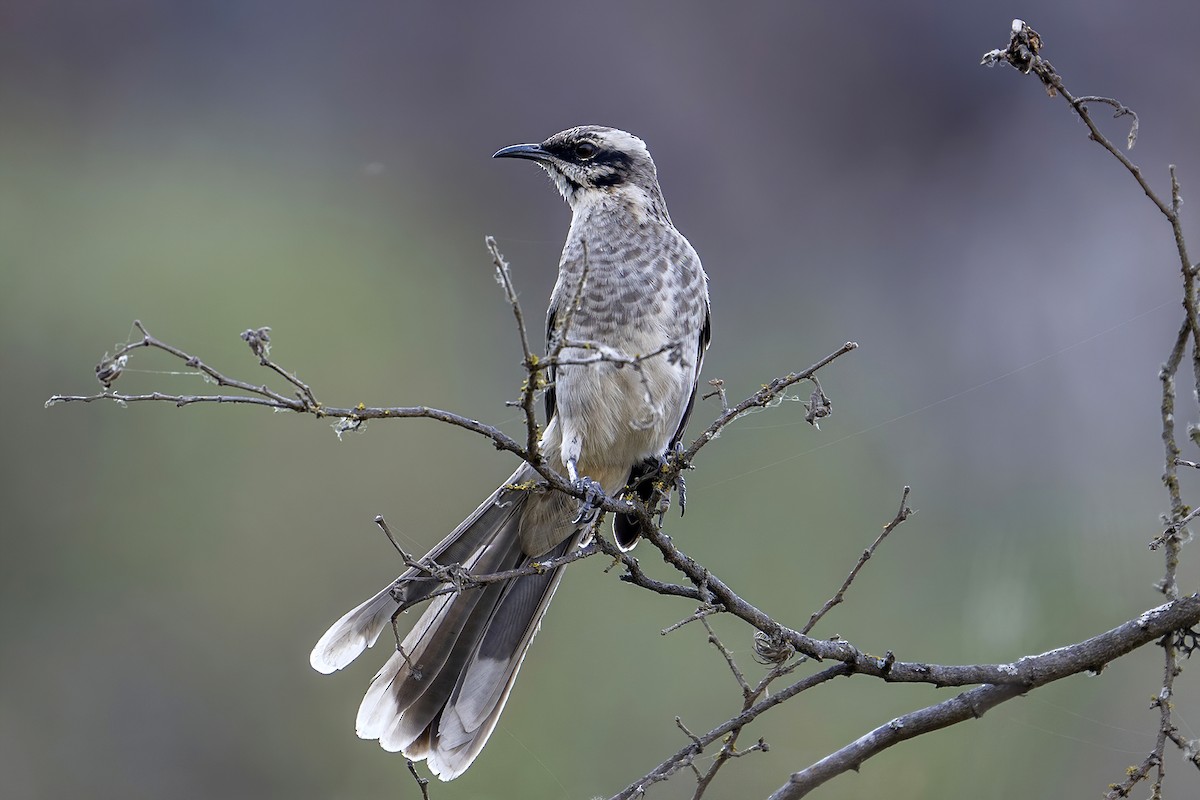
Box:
543;300;559;423
668;300;711;451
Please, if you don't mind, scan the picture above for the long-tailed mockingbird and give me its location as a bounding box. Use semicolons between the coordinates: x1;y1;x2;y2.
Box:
310;126;711;779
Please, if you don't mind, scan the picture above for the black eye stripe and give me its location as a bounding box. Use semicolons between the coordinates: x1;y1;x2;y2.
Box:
542;138;638;187
544;139;629;167
544;140;590;161
594;149;632;171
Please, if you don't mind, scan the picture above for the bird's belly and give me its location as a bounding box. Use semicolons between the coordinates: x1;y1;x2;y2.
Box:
554;352;689;473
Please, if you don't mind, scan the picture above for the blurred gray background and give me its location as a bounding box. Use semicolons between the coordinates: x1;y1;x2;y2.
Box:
3;2;1200;798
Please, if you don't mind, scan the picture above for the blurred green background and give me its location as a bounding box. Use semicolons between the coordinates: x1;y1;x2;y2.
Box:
3;2;1199;798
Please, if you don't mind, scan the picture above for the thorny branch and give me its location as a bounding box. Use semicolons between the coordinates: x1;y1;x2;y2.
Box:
49;23;1200;796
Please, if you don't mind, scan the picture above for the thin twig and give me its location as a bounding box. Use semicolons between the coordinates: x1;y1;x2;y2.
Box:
487;235;546;466
486;235;535;376
802;486;913;635
406;759;431;800
1149;505;1200;551
608;664;853;800
768;682;1028;800
376;514;603;595
699;616;752;698
661;605;720;636
702;378;728;412
681;342;859;464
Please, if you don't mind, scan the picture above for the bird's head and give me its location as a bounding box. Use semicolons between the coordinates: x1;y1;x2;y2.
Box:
493;126;664;211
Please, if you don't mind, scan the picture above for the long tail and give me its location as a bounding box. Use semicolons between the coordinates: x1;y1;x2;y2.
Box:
310;479;578;780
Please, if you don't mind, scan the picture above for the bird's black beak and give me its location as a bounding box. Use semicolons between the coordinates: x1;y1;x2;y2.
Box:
492;143;552;162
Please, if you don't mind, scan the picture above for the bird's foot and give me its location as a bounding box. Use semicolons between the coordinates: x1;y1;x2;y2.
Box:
642;444;690;516
571;475;605;525
673;471;688;516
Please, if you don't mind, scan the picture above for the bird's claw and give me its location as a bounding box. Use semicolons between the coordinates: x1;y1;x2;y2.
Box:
571;476;604;525
643;445;689;516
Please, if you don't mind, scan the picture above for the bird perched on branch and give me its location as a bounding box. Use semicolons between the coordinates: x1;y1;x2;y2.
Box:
310;126;711;779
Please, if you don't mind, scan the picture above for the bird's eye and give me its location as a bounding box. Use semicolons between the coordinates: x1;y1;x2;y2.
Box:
574;141;598;160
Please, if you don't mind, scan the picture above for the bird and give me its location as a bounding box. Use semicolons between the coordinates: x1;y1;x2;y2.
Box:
309;125;711;780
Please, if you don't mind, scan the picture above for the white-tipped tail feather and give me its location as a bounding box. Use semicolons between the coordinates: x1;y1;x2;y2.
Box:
309;587;397;674
310;481;521;675
310;468;587;779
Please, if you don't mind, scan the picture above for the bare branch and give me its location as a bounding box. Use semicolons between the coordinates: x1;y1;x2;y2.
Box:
405;759;431;800
1150;505;1200;551
1072;95;1139;149
661;605;720;636
486;235;535;373
803;486;912;635
486;235;546;464
699;616;752;698
374;512;604;597
981;20;1198;800
642;507;1200;682
609;664;853;800
702;378;728;412
769;682;1026;800
682;342;858;463
766;595;1200;799
47;313;859;541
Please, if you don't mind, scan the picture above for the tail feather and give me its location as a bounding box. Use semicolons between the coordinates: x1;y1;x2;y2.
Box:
313;466;589;780
402;719;435;761
376;667;453;752
309;482;523;675
309;587;400;675
426;539;576;779
358;540;521;749
355;597;450;740
448;537;573;734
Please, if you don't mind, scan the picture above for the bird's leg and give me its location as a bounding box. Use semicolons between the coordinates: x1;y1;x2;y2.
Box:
565;455;604;524
670;441;689;516
635;443;689;518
